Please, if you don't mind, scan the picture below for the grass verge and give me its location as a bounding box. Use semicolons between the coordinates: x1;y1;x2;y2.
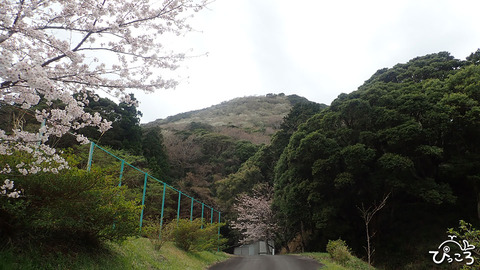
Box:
0;237;230;270
302;252;375;270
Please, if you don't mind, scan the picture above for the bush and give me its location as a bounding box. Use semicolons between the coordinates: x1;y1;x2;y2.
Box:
0;168;141;249
447;220;480;270
326;239;353;265
162;218;226;252
141;219;167;250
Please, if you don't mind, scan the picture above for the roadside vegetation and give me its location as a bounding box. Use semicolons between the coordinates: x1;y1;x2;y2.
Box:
0;237;230;270
0;141;227;269
305;253;374;270
302;239;374;270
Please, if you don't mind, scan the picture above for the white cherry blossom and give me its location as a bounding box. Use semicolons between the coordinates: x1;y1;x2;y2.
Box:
1;0;208;189
1;179;21;198
231;184;279;247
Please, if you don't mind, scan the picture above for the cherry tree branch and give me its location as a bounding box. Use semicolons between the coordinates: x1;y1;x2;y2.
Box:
0;0;208;184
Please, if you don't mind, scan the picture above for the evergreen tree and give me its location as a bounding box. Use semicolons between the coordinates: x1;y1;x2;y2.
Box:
273;52;480;267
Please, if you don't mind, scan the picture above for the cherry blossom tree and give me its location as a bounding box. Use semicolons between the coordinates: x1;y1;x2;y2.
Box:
0;0;208;197
231;184;278;253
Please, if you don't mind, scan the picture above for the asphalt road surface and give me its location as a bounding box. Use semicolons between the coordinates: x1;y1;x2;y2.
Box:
208;255;322;270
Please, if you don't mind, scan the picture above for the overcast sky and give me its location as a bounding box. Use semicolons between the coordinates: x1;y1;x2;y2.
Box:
135;0;480;123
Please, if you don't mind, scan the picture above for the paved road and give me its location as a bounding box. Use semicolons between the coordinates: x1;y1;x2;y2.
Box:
208;255;322;270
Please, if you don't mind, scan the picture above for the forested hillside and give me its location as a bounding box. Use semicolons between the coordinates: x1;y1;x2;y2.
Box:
270;51;480;268
3;49;480;270
212;50;480;269
0;92;320;236
140;94;323;205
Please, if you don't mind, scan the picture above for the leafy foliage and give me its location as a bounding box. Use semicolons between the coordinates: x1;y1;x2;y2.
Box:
0;166;141;248
273;51;480;268
447;220;480;270
162;218;226;252
164;124;260;205
52;93;143;153
141;126;170;182
327;239;354;266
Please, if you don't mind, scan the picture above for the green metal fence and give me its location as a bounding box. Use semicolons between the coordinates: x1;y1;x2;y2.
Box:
86;142;221;242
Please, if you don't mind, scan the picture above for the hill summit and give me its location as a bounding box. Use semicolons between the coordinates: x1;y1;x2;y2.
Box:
144;93;315;144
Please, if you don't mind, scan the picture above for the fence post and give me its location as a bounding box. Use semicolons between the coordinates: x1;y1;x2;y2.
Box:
201;203;204;229
118;160;125;187
211;207;213;224
217;212;221;252
190;197;194;221
87;142;94;171
112;159;125;230
159;183;166;239
139;173;148;232
177;191;182;224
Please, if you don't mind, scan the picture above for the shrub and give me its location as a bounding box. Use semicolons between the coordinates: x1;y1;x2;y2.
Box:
141;219;167;250
0;167;141;249
162;218;226;252
326;239;353;265
447;220;480;270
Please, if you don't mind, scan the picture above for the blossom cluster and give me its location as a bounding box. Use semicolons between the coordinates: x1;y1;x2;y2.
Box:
0;0;207;195
1;179;21;198
230;184;279;244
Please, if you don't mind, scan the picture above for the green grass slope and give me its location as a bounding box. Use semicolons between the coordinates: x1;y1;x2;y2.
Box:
302;252;375;270
0;238;230;270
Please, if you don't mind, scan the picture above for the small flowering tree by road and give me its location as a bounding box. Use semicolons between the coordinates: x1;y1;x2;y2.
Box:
0;0;209;194
231;184;278;253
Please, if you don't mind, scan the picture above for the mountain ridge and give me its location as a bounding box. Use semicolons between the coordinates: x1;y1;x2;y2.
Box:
143;93;320;144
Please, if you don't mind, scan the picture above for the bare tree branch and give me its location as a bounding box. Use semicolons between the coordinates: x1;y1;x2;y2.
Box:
358;192;390;265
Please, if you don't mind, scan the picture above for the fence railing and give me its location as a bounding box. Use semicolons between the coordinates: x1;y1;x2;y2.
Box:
86;142;221;241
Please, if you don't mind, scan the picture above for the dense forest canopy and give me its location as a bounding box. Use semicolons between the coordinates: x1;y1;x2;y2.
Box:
272;51;480;268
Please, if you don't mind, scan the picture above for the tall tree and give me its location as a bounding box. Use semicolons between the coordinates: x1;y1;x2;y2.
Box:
142;126;170;182
231;184;277;253
52;93;143;152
